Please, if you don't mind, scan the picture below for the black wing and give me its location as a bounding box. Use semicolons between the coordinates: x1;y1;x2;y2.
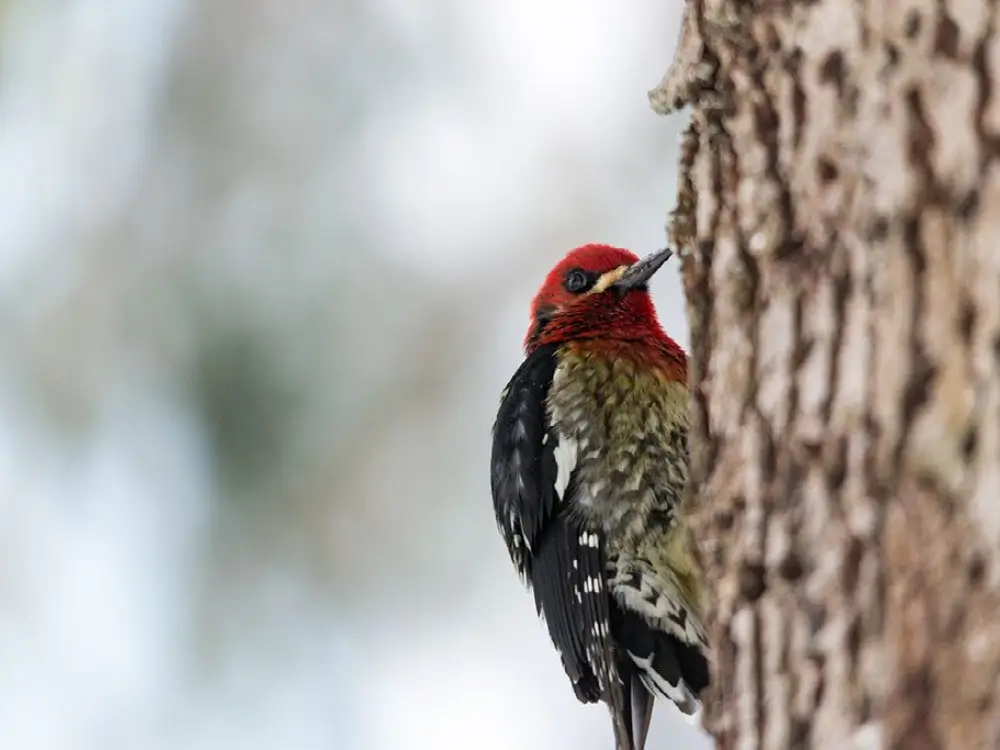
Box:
490;344;560;577
490;345;623;714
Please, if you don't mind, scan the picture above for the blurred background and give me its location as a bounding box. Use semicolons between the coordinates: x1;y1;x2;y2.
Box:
0;1;705;748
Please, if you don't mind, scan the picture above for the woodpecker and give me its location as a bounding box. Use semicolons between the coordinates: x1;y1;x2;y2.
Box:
490;244;709;750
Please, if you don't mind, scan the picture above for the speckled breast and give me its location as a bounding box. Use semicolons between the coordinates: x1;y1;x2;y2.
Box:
547;342;690;543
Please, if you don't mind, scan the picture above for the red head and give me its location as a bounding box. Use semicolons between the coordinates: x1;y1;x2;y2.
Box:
524;243;679;355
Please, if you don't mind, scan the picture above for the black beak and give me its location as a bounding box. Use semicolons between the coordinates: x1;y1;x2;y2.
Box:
610;247;673;293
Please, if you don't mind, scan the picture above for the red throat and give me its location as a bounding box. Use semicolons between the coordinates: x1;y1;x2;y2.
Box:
531;293;687;381
528;289;663;347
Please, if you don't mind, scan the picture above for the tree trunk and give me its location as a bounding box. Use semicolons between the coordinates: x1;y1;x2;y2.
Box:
653;1;1000;748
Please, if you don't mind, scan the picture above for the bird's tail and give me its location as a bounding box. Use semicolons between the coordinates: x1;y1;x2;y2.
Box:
609;661;654;750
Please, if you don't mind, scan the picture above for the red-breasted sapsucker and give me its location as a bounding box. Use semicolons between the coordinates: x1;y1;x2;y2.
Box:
490;244;708;750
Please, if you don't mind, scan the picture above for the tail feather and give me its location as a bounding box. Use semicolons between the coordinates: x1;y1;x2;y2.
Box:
610;680;633;750
608;658;655;750
630;672;654;750
607;659;632;750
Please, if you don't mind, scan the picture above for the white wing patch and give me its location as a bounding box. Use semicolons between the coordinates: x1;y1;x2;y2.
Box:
553;436;578;499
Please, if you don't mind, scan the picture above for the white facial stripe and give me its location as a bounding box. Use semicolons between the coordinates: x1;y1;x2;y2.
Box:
590;265;628;294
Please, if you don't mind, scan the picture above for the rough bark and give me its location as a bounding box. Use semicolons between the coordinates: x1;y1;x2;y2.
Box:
653;1;1000;748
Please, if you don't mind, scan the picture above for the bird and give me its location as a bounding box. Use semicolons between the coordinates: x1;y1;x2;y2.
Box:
490;243;709;750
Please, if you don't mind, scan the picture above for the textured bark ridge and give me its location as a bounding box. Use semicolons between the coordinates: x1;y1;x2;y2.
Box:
654;1;1000;748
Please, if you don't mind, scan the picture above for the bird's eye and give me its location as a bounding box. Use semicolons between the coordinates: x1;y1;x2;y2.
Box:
564;269;591;294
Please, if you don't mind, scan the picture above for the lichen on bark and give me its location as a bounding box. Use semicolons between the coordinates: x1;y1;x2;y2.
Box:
654;1;1000;748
